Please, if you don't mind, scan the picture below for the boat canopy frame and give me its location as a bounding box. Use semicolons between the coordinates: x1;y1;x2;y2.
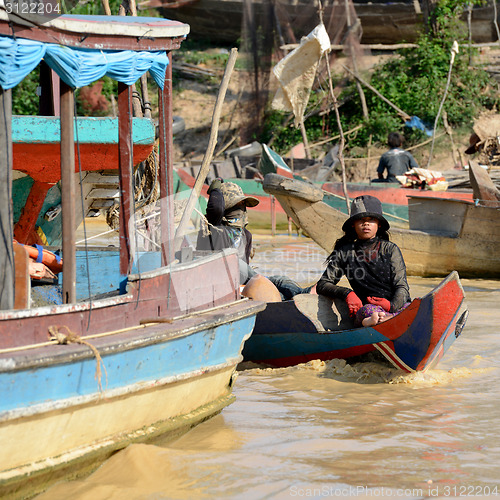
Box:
0;12;190;308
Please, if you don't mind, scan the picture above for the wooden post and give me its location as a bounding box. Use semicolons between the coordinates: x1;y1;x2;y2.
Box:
39;61;60;116
118;82;134;276
60;82;76;304
271;195;276;237
158;52;175;265
0;87;14;311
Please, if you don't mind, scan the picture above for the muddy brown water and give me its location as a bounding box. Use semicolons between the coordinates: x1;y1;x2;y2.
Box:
37;235;500;499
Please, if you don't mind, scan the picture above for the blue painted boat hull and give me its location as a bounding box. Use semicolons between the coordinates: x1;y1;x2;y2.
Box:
0;299;261;497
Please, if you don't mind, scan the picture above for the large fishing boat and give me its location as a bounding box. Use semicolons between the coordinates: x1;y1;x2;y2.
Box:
0;10;264;498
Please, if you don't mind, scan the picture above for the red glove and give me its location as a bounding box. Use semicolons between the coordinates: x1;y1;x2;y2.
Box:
346;292;363;317
367;296;391;312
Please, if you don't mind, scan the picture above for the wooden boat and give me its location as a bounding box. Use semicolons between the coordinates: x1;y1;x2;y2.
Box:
319;180;473;223
0;11;265;498
259;143;473;224
175;148;291;227
141;0;499;46
263;172;500;278
242;271;468;371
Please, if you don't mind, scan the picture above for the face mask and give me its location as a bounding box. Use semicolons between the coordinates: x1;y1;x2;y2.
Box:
223;208;248;229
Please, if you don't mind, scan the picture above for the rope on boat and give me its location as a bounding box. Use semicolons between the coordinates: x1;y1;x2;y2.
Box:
48;325;108;393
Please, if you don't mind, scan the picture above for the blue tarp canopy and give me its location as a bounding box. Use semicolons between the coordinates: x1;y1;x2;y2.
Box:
0;35;169;90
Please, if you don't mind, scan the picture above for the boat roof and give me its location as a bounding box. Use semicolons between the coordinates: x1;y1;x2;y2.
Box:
0;10;190;51
0;12;190;89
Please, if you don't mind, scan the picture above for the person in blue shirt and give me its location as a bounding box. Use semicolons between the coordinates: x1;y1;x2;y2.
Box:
375;132;418;183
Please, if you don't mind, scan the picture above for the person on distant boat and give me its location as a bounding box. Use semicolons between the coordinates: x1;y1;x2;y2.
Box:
316;195;410;327
197;179;311;299
375;132;418;183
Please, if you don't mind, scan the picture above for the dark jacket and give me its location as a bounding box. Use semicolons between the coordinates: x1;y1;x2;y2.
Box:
316;236;410;313
196;188;252;263
377;147;418;182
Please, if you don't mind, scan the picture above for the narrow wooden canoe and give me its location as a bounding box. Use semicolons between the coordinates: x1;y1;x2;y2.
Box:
242;271;468;372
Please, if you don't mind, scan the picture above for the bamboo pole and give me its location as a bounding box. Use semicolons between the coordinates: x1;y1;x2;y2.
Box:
325;53;350;212
426;41;459;169
174;48;238;243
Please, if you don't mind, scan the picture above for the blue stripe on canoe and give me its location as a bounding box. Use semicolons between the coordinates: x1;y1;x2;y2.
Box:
0;315;255;412
391;295;433;370
12;116;155;145
241;327;390;362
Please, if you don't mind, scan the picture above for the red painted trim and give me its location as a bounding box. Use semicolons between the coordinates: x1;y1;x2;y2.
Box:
373;299;421;339
0;24;186;52
322;183;473;205
13;143;153;183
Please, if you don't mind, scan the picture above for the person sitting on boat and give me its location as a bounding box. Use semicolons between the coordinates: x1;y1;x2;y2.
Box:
375;132;419;183
316;194;411;327
197;179;311;299
197;179;257;284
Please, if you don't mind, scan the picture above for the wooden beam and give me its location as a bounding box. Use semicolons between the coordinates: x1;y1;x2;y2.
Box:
118;82;134;276
157;52;175;265
13;181;53;244
60;82;76;304
0;87;14;311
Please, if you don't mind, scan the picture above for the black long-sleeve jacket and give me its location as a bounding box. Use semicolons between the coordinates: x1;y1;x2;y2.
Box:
316;237;410;313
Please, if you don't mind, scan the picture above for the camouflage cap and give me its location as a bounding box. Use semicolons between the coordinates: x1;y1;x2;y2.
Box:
219;182;259;210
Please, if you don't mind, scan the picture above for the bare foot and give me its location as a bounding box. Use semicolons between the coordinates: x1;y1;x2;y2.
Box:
362;311;387;327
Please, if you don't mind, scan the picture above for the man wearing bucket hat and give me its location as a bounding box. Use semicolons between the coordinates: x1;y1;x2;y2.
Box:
316;195;411;327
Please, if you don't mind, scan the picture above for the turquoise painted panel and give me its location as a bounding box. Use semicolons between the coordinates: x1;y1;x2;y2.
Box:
322;193;408;220
12;116;155;145
0;315;256;412
67;250;161;300
242;326;389;361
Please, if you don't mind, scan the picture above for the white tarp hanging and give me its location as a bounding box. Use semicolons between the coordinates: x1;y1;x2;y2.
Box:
271;24;331;127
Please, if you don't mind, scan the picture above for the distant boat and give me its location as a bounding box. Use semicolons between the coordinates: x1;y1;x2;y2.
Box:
242;271;468;372
0;11;264;498
141;0;500;45
178;143;475;228
262;170;500;278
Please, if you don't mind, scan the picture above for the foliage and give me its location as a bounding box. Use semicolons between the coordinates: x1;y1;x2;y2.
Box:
260;0;498;156
12;67;40;115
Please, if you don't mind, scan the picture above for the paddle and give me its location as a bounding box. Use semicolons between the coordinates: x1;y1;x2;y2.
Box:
174;48;238;248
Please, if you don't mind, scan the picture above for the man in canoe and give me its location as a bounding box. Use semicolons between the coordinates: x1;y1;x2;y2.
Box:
375;132;419;183
197;179;311;300
316;195;411;326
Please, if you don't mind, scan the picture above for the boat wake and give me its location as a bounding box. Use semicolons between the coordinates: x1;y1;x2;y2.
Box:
242;358;495;386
